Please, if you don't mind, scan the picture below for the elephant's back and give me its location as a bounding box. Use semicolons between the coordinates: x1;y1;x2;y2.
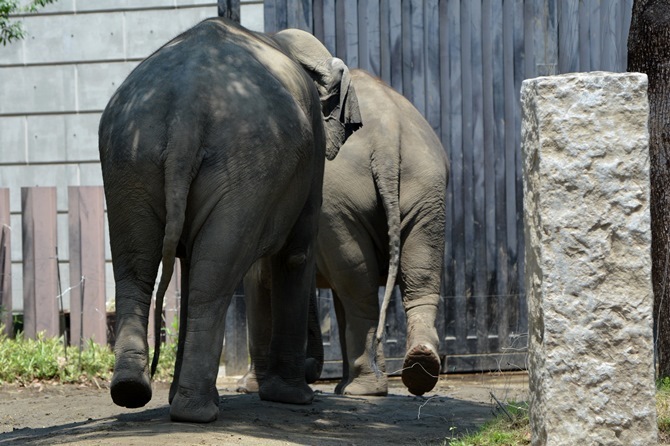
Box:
348;69;448;178
99;18;318;170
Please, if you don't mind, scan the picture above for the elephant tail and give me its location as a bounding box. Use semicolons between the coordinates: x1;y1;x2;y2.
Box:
150;126;203;377
370;149;401;371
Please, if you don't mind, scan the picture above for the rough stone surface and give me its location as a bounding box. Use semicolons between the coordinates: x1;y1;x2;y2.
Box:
521;72;657;446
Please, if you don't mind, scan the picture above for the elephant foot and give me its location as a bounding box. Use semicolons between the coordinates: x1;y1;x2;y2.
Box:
170;387;220;423
401;343;440;396
305;357;321;384
338;374;388;396
259;374;314;405
110;368;152;409
236;370;260;393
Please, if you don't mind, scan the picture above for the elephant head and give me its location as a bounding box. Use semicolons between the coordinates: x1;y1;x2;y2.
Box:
272;29;362;160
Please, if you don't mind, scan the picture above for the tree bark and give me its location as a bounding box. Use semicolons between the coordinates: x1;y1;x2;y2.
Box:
628;0;670;377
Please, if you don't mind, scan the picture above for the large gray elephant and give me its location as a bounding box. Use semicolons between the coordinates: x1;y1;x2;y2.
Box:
241;55;449;397
98;18;360;423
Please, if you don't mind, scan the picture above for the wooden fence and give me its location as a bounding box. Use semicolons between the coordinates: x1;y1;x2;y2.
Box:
265;0;634;372
0;186;252;376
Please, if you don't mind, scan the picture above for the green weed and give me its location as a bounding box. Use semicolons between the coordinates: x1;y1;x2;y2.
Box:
447;401;530;446
0;325;177;385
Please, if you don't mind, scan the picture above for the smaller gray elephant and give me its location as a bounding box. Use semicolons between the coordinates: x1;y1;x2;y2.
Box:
241;59;449;397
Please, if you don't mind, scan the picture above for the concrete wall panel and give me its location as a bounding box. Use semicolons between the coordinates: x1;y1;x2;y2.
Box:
0;117;27;164
64;113;102;161
0;65;76;114
21;13;125;64
124;8;215;59
27;114;68;162
76;61;140;111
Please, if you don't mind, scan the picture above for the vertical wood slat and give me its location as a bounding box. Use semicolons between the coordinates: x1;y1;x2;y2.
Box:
558;0;580;73
0;189;11;336
287;0;312;32
321;0;336;55
223;286;248;376
22;187;59;339
446;0;466;357
164;262;181;345
68;186;107;346
217;0;240;22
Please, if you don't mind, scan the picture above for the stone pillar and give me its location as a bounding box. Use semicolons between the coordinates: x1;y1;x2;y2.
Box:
521;72;657;445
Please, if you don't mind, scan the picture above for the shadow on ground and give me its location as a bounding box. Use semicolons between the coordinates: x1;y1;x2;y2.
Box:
0;373;528;446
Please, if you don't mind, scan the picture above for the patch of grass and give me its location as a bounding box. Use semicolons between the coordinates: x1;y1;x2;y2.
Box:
448;401;530;446
448;383;670;446
0;326;176;385
657;377;670;441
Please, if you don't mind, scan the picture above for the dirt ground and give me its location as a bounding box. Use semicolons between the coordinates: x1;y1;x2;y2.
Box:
0;371;529;446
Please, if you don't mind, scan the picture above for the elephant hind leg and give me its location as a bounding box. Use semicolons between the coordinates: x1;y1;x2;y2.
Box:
258;201;318;405
398;201;445;395
108;194;164;409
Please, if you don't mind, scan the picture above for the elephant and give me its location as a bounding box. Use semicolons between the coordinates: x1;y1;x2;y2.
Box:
240;62;449;397
98;18;361;423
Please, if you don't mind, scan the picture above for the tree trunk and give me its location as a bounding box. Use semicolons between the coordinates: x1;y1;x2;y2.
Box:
628;0;670;377
218;0;240;23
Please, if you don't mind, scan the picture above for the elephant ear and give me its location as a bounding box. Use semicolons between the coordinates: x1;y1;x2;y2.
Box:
272;29;362;160
318;57;362;160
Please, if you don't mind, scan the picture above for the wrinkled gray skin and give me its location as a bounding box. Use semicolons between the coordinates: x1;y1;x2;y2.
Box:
98;18;360;423
240;68;449;397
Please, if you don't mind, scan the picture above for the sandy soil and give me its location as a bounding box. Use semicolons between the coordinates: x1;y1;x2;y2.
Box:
0;372;529;446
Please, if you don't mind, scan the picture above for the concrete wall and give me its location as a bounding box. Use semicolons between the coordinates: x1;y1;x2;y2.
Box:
0;1;264;312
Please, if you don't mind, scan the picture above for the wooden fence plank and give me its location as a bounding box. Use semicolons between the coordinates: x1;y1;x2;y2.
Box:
287;0;312;32
313;0;324;43
481;0;496;354
578;0;590;71
217;0;240;22
589;0;601;70
0;189;11;336
223;285;248;376
425;0;441;135
558;0;580;73
22;187;59;339
445;0;466;358
68;186;107;346
164;262;181;345
401;0;412;98
343;0;358;67
379;0;391;85
389;0;403;94
321;0;336;55
357;0;370;73
409;0;425;117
